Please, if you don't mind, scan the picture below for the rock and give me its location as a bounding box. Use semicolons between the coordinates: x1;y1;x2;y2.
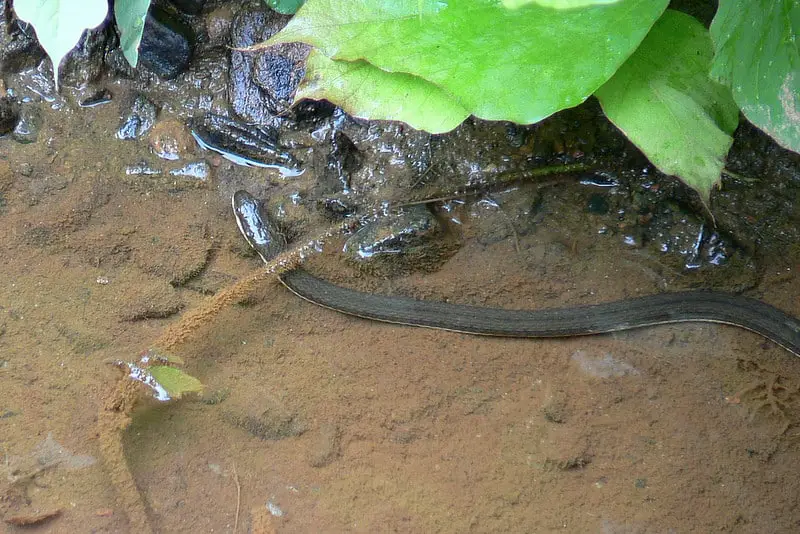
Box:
340;119;432;195
324;131;362;193
11;104;40;144
139;4;195;79
190;113;301;174
169;161;210;181
148;118;194;160
170;0;206;16
343;206;455;275
205;5;233;46
252;41;308;115
59;21;114;88
229;6;294;127
79;88;113;108
0;3;45;75
0;96;19;136
640;201;757;288
117;94;158;140
7;62;57;103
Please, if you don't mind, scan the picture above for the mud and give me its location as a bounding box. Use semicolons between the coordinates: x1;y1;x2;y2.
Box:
1;84;800;534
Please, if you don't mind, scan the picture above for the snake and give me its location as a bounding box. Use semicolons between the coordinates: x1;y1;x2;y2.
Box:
233;190;800;357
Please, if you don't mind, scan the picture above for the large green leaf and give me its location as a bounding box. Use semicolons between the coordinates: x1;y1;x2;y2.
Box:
503;0;620;9
709;0;799;153
115;0;152;68
595;10;739;200
263;0;668;124
296;50;469;133
13;0;108;88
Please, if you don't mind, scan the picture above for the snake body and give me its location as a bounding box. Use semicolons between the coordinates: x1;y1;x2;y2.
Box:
233;191;800;357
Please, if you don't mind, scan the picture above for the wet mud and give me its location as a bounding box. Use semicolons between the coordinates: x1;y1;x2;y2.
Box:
2;49;800;534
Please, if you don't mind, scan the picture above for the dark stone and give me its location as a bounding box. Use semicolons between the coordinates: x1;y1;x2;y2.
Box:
324;131;362;193
117;95;158;140
103;46;136;78
139;4;195;79
8;62;57;103
60;16;114;88
342;206;455;275
169;0;206;15
339;118;432;193
321;197;356;218
205;4;233;46
0;96;19;136
190;113;301;173
252;41;308;114
288;99;336;126
229;6;295;127
0;1;45;75
79;88;113;108
11;104;40;144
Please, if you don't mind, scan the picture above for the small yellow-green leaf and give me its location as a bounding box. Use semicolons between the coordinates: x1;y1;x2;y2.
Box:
295;50;470;133
149;366;203;399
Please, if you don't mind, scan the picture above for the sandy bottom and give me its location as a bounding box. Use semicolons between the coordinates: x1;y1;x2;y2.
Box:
1;118;799;533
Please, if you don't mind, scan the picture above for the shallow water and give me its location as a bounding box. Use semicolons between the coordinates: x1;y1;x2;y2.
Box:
1;86;799;533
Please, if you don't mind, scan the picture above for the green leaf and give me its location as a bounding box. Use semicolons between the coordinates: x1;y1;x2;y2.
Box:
595;10;739;200
709;0;800;153
12;0;108;89
296;50;469;133
264;0;306;15
263;0;668;124
149;366;204;399
114;0;151;68
503;0;620;9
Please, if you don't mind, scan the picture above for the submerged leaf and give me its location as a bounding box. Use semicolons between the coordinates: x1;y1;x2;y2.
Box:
709;0;799;153
595;10;739;200
296;50;470;133
149;366;203;399
263;0;668;125
115;0;152;68
12;0;109;89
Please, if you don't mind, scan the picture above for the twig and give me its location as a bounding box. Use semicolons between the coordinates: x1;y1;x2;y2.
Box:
391;162;593;210
97;217;360;533
232;462;241;534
